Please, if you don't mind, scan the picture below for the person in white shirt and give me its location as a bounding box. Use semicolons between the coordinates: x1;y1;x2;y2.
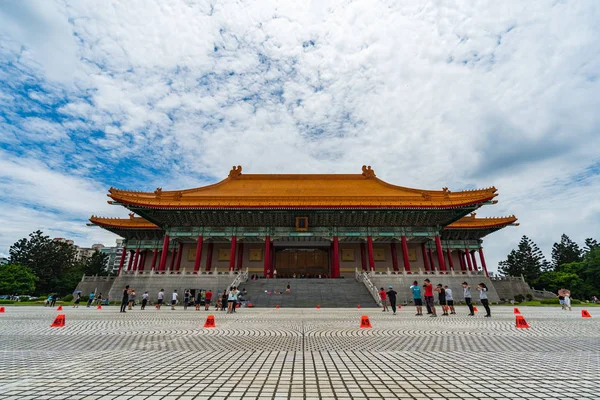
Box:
157;289;165;310
444;285;455;315
171;290;178;310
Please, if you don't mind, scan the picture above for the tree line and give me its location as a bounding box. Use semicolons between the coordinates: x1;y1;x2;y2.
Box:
499;234;599;300
0;231;110;296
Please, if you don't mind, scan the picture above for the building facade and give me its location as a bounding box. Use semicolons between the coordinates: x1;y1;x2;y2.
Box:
89;166;518;279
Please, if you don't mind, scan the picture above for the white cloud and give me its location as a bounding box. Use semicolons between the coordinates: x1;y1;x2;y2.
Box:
0;0;599;270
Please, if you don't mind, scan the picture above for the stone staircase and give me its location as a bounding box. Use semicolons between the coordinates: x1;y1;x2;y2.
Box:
240;278;379;308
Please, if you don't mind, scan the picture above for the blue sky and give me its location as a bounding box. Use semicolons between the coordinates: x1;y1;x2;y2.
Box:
1;0;599;271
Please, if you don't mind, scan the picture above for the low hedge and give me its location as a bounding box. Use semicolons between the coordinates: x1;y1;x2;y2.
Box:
540;298;581;305
0;300;15;305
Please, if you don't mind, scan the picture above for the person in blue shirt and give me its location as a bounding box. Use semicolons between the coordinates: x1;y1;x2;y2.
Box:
86;292;95;308
410;280;423;316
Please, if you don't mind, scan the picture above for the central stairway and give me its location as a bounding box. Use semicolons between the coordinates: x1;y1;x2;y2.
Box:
240;278;379;308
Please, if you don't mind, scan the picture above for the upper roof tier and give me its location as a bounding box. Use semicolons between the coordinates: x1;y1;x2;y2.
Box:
108;165;498;209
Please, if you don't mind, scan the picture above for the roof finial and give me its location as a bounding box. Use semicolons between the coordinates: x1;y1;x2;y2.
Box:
361;165;376;178
129;213;135;219
229;165;243;179
154;187;162;198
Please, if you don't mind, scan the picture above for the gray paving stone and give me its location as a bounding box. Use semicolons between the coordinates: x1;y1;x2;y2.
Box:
0;306;598;399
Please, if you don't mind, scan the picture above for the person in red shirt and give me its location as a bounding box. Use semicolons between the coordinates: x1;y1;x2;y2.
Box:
379;287;389;312
423;279;437;317
205;290;213;311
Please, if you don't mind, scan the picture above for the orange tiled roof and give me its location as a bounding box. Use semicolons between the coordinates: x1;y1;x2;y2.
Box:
107;166;498;209
447;214;518;229
89;215;160;229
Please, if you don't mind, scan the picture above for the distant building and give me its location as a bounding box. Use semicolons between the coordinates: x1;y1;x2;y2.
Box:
76;243;105;261
53;238;74;245
101;239;128;274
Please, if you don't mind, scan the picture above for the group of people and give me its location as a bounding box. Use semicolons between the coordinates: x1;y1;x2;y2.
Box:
119;286;247;313
379;279;492;317
558;289;573;311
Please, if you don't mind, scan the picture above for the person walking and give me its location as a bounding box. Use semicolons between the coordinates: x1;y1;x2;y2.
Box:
227;287;235;313
221;289;228;312
558;289;566;310
120;285;129;313
286;283;291;294
86;292;95;308
423;279;436;317
141;291;149;310
50;294;57;307
379;287;389;312
157;289;165;310
564;289;572;311
435;284;448;316
386;286;398;315
410;281;423;316
444;285;455;314
171;290;178;310
96;293;103;306
462;282;474;316
273;269;278;279
477;283;491;317
205;289;212;311
74;293;81;308
128;290;136;310
184;290;191;311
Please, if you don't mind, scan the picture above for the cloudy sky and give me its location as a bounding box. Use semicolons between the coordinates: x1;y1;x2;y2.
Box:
1;0;599;271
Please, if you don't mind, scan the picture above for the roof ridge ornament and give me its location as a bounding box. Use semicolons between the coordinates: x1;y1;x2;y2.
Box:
154;187;162;198
361;165;376;178
229;165;243;179
129;213;135;219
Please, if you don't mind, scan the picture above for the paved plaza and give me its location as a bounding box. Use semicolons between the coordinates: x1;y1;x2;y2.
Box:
0;306;598;399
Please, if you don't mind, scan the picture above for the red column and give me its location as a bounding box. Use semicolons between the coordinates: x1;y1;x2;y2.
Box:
428;248;435;271
479;248;489;277
390;242;399;272
132;248;140;271
228;236;237;271
117;247;127;276
269;240;274;276
401;236;411;273
127;250;134;271
360;242;367;271
138;251;146;271
263;236;270;277
458;250;466;271
435;235;446;272
367;236;375;271
205;242;214;271
332;236;340;278
193;236;203;274
150;248;158;271
446;248;454;271
236;242;244;271
465;248;473;271
471;251;478;271
169;246;177;271
159;235;170;272
175;243;183;271
421;243;430;272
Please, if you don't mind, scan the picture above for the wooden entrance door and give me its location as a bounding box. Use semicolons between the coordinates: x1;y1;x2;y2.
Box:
274;248;329;277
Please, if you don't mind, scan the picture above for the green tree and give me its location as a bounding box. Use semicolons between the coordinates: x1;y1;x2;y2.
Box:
0;264;38;294
498;235;548;286
584;238;599;254
83;250;110;276
9;231;78;295
551;234;582;270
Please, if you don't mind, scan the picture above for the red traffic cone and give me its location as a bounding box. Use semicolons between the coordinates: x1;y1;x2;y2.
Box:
51;314;66;327
360;315;372;329
57;305;63;311
582;310;592;318
514;307;521;314
0;306;5;313
515;315;530;329
97;305;102;310
203;314;216;328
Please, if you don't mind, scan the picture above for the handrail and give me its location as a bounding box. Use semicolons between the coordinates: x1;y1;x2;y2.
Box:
230;268;249;289
359;271;382;306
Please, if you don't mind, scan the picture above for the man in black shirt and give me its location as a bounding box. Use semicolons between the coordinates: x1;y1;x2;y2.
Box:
120;285;129;313
386;286;398;315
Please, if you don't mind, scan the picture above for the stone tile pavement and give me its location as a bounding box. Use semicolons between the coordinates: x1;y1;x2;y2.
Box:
0;305;598;399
